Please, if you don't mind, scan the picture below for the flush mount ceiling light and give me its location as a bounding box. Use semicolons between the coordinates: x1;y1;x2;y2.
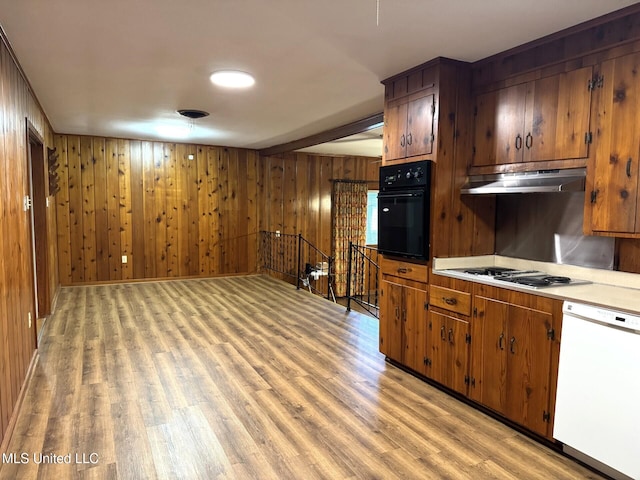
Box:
210;70;255;88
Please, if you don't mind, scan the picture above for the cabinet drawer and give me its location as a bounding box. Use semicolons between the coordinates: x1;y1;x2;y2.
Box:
380;257;428;283
430;285;471;316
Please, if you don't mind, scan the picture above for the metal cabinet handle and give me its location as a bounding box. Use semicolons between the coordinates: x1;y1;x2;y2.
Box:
525;133;533;149
395;306;399;319
499;333;504;350
442;297;457;306
440;325;446;341
515;134;523;150
407;132;412;146
400;134;406;148
627;158;632;178
510;336;516;354
397;267;409;274
448;328;454;343
403;309;407;322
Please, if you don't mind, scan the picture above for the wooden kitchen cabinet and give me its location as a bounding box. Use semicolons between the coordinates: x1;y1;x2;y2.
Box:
469;285;561;438
425;310;470;395
587;51;640;236
472;66;593;169
384;93;435;161
381;57;472;165
424;277;472;395
379;256;428;372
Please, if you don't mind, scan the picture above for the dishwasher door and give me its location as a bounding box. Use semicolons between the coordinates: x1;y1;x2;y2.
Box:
554;302;640;480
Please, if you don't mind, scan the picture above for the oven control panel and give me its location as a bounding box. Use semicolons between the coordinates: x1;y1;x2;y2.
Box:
380;160;431;190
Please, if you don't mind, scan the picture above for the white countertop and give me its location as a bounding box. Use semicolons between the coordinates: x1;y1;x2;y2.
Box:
432;255;640;314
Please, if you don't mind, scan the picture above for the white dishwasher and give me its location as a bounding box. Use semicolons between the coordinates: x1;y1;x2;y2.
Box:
554;301;640;480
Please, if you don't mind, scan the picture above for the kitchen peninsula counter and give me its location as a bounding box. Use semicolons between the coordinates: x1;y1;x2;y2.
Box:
433;255;640;314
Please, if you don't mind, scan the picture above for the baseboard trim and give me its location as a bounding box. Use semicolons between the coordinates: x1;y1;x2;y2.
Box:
0;350;39;459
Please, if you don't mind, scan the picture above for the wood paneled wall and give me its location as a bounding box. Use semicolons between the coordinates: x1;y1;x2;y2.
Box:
0;36;55;449
54;136;262;284
259;153;379;258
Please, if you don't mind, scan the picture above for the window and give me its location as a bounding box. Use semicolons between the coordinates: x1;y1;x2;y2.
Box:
365;190;378;245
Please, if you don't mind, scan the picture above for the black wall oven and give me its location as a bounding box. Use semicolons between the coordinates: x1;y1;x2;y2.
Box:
378;160;431;260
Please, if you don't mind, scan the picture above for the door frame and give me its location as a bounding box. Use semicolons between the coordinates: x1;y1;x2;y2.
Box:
26;119;49;341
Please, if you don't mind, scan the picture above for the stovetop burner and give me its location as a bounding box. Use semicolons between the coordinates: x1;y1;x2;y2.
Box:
493;273;571;287
449;267;589;289
464;267;516;276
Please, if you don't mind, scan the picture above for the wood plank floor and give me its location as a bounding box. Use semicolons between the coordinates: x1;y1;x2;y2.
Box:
0;275;602;479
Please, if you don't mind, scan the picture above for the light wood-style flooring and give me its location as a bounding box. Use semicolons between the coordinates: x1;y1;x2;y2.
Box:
0;275;602;479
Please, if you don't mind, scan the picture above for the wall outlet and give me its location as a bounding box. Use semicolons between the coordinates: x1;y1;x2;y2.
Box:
275;230;281;237
121;255;128;264
28;312;32;329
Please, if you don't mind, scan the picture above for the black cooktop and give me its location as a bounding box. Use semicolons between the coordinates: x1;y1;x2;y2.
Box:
464;267;516;276
458;266;580;289
500;275;572;287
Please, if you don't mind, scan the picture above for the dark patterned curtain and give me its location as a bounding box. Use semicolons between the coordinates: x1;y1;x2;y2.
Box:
332;181;368;297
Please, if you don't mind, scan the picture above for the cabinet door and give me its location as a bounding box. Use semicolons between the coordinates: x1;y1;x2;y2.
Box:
496;84;528;164
527;67;592;163
590;53;640;233
380;280;404;361
426;310;447;384
473;90;499;166
403;285;428;372
429;310;470;395
383;103;408;161
473;85;528;166
504;304;553;437
470;296;508;413
406;94;435;157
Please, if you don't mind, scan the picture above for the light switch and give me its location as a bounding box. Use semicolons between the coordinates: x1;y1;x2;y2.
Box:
122;255;128;264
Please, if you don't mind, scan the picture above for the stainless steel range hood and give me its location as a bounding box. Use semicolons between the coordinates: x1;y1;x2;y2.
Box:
460;168;586;194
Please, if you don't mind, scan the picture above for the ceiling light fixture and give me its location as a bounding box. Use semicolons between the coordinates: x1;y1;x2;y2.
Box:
210;70;255;88
177;109;209;119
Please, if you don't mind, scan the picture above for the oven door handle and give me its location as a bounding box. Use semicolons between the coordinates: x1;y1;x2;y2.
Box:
378;192;424;198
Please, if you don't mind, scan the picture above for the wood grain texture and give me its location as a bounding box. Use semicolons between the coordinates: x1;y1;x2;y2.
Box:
0;276;601;480
55;137;264;284
260;153;379;267
0;34;53;450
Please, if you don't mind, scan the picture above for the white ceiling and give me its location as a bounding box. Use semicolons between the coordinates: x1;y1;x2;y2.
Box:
0;0;636;154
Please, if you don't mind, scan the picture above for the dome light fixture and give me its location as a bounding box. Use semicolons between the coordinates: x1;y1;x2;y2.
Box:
210;70;255;89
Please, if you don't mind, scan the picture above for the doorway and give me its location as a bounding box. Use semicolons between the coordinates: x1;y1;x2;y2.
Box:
27;120;50;343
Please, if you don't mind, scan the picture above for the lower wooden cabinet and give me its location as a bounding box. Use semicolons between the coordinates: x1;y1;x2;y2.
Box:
382;272;562;439
469;285;561;438
424;309;470;395
379;260;429;373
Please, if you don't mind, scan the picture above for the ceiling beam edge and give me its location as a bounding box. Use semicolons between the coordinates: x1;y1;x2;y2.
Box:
258;112;384;157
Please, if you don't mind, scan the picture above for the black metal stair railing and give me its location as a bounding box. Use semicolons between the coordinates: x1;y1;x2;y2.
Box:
259;231;334;301
346;242;379;318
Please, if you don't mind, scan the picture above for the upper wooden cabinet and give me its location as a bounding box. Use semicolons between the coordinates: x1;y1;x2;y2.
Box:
587;52;640;236
384;93;435;161
382;58;469;165
472;66;593;168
